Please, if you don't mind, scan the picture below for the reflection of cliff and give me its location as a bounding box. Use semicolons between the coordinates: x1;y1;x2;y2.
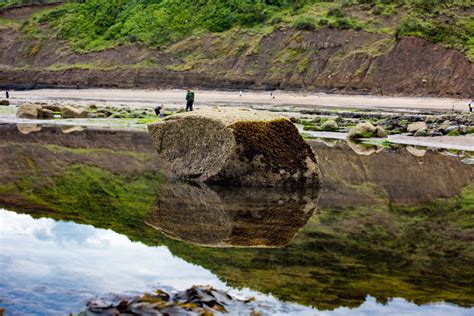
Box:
0;124;164;185
311;140;474;207
146;181;318;247
0;124;164;216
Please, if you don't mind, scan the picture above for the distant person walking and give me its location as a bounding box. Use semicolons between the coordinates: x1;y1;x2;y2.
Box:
5;91;9;99
469;100;473;113
185;89;195;112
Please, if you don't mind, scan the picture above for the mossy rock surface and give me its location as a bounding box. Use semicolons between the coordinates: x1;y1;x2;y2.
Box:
348;122;387;139
148;108;320;187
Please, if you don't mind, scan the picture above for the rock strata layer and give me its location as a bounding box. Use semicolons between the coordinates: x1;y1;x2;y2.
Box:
148;108;320;187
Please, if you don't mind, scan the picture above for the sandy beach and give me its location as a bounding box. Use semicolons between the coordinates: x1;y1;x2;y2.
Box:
5;88;472;112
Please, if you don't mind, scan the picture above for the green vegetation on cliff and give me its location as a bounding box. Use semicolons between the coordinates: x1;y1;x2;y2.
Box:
20;0;473;59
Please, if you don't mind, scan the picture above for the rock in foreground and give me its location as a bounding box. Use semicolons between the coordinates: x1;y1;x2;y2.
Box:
82;286;257;315
148;108;320;187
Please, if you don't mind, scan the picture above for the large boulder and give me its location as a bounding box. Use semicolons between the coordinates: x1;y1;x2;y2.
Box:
348;122;387;139
62;105;88;118
148;108;320;187
16;103;42;119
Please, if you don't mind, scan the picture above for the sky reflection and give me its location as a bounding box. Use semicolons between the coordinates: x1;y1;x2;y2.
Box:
0;209;472;316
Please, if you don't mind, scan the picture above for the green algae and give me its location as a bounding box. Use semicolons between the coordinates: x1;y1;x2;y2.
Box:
230;119;317;174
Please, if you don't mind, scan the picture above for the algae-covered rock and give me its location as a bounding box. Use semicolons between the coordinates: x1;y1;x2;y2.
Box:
348;122;387;139
62;105;88;118
320;119;339;131
83;285;257;316
145;181;318;248
148;108;320;187
407;121;428;133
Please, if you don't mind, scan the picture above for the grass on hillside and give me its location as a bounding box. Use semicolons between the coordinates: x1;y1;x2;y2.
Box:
14;0;472;60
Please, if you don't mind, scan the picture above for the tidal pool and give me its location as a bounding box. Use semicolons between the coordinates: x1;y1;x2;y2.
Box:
0;124;473;315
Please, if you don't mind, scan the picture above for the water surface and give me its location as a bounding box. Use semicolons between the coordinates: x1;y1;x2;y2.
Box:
0;124;473;315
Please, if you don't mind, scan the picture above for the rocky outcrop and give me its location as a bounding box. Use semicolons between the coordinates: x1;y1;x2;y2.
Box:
348;122;387;139
407;121;428;133
0;99;9;106
61;105;88;118
16;103;42;119
148;108;320;187
145;181;318;247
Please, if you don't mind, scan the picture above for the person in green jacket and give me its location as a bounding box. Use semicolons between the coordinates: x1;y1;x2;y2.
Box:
185;89;195;112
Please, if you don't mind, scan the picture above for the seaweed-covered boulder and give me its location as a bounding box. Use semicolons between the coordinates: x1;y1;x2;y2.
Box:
62;105;88;118
407;121;428;133
348;122;387;139
148;108;320;187
320;119;338;131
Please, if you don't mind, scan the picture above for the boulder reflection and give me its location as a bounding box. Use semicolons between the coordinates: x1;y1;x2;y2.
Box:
146;181;318;248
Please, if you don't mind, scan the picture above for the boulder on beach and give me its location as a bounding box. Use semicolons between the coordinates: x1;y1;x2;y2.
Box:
17;103;42;119
148;108;320;187
348;122;387;139
320;119;338;131
407;121;428;133
61;105;88;118
0;100;9;106
42;104;63;113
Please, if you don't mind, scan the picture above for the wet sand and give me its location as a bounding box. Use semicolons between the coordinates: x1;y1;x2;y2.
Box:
7;88;473;112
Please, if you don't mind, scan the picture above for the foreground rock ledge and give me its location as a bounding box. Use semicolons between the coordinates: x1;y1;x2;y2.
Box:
148;108;320;187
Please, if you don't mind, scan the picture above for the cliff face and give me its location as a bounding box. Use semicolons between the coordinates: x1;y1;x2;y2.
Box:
0;4;472;97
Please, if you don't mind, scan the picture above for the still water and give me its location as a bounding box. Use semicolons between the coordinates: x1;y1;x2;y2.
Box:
0;124;473;315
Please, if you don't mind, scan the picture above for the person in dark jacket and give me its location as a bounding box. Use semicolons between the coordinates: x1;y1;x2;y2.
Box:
155;105;167;118
185;89;195;112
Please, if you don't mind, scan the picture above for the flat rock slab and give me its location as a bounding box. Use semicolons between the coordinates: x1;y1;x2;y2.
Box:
148;107;320;187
